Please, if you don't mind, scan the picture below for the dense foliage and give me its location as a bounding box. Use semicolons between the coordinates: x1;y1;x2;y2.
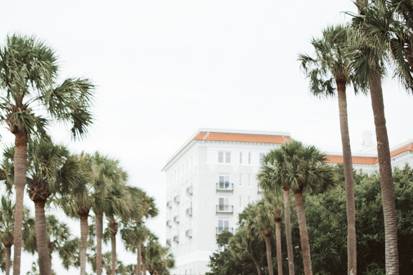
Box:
207;166;413;275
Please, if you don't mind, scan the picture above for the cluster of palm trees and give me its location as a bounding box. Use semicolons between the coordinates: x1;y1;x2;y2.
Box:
298;1;412;274
211;1;412;274
0;35;173;274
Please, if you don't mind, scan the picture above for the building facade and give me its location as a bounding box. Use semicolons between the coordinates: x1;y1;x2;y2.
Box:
162;129;413;275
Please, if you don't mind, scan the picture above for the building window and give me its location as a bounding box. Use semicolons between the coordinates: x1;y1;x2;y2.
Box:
218;219;229;230
248;152;251;164
218;151;224;163
239;152;243;164
218;151;231;164
218;175;230;189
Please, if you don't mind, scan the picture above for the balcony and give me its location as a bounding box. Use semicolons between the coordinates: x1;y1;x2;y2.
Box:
166;201;172;209
173;235;179;244
173;216;179;224
166;220;172;228
216;205;234;214
185;229;193;239
186;207;193;217
186;186;193;196
216;182;234;192
174;195;180;204
166;239;171;247
216;227;234;235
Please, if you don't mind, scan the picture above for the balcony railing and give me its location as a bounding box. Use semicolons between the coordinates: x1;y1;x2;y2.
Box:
166;239;171;247
173;216;179;224
216;227;234;235
186;186;193;196
186;207;192;217
166;220;172;228
174;195;180;204
173;236;179;244
185;229;192;239
216;205;234;214
216;182;234;192
166;201;172;209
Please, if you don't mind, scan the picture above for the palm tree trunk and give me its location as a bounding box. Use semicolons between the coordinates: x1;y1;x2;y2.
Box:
337;82;357;275
250;254;262;275
283;188;295;275
95;212;103;275
109;219;118;275
79;214;89;275
294;192;312;275
34;201;52;275
12;132;27;275
275;220;283;275
5;244;12;275
368;72;399;275
135;246;140;275
264;235;274;275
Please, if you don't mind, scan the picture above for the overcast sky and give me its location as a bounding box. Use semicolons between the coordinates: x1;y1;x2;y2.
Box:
1;0;413;273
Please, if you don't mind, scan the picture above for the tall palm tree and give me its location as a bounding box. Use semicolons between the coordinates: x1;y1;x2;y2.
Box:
278;141;333;275
59;153;93;275
299;24;358;275
260;150;295;275
0;34;94;275
26;140;81;275
350;2;401;273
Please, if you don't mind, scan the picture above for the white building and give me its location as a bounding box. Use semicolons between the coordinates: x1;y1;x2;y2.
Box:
162;129;413;275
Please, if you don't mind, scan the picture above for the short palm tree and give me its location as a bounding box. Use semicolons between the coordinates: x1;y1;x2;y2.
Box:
89;153;127;275
103;180;130;275
350;2;402;273
0;196;15;275
299;24;358;275
278;140;333;275
0;34;94;275
59;153;93;275
143;233;174;275
121;222;150;275
253;202;275;275
260;150;295;275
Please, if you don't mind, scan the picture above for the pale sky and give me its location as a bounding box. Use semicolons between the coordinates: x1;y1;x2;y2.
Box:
1;0;413;273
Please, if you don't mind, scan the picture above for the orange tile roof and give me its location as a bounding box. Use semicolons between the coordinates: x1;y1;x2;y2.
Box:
326;154;378;165
391;143;413;158
194;131;291;144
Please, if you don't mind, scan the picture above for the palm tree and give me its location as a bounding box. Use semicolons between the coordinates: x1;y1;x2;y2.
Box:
144;234;174;275
0;34;94;275
103;180;130;275
24;214;78;272
278;141;333;275
260;150;295;275
26;140;81;275
121;222;150;275
299;24;358;275
350;2;402;273
89;153;127;275
253;202;274;275
59;153;93;275
0;196;15;275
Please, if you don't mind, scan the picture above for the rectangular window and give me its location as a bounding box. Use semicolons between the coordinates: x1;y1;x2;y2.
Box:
218;151;224;163
218;219;229;230
248;152;251;164
218;197;229;207
219;175;230;189
239;152;243;164
225;152;231;163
